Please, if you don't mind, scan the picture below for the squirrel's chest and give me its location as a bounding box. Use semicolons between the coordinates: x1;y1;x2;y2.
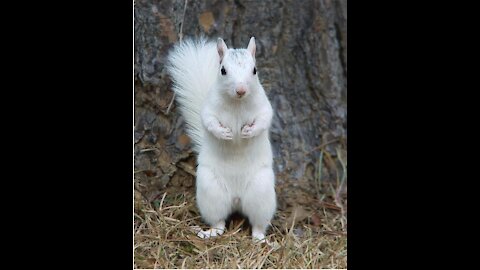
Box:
218;106;254;135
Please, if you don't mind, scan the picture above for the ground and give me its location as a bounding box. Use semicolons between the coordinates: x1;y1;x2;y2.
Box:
134;167;347;269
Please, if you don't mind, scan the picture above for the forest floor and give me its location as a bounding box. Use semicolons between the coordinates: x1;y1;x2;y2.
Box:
134;160;347;269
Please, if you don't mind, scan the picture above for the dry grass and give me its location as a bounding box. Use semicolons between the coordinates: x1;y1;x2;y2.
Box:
134;182;347;269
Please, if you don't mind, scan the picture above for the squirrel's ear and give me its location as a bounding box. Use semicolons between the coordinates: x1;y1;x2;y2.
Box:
247;37;256;58
217;38;228;62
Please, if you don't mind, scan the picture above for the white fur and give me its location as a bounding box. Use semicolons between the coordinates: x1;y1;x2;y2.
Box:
166;37;276;241
166;37;219;152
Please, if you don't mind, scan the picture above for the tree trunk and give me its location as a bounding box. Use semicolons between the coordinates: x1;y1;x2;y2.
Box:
134;0;347;200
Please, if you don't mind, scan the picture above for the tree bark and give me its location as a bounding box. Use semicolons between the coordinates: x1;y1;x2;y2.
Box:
134;0;347;200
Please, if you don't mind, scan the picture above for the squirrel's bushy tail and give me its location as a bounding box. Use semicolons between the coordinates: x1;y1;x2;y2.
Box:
166;37;219;152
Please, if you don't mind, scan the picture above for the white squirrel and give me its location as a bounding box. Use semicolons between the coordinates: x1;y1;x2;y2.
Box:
166;36;276;241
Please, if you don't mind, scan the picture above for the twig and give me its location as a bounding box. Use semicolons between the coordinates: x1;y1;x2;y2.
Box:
319;202;342;211
166;0;188;115
305;139;340;155
166;92;176;115
178;0;188;43
178;161;196;176
159;192;167;211
139;148;158;153
315;151;324;201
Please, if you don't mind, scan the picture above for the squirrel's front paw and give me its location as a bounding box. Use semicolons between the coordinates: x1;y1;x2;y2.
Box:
212;126;233;140
241;123;255;138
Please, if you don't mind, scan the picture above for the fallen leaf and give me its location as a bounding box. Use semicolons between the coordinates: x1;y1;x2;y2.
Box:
178;161;196;176
285;205;310;228
143;170;156;177
311;213;322;227
177;134;191;149
199;11;214;32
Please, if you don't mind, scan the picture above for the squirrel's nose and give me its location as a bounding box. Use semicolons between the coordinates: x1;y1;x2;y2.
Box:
236;87;246;97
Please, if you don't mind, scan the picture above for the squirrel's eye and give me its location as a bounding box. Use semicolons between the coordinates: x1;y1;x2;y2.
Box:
253;67;257;75
221;66;227;75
